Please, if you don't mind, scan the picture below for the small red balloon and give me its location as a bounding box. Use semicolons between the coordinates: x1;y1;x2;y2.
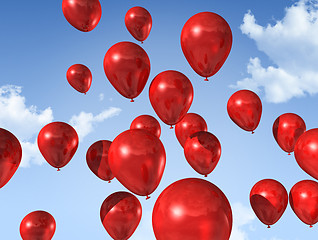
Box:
20;210;56;240
100;191;142;240
66;64;92;94
62;0;102;32
227;90;262;133
130;115;161;138
250;179;288;228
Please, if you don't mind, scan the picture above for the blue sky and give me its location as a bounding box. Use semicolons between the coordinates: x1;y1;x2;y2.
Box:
1;0;318;239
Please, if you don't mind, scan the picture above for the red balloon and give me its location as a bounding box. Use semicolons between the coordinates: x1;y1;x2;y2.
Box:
108;129;166;199
152;178;232;240
250;179;288;228
149;70;194;128
62;0;102;32
289;180;318;227
104;42;150;102
130;115;161;138
184;131;221;177
227;90;262;133
100;191;142;240
294;129;318;180
66;64;92;94
0;128;22;188
181;12;232;81
125;7;152;43
86;140;114;182
175;113;207;147
273;113;306;154
37;122;79;171
20;210;56;240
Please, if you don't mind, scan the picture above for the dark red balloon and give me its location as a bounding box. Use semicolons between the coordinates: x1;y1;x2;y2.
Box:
104;42;150;102
250;179;288;228
184;131;221;177
130;115;161;138
62;0;102;32
37;122;79;171
289;180;318;227
149;70;194;128
175;113;207;147
100;191;142;240
152;178;232;240
125;7;152;43
86;140;114;182
227;90;262;133
20;210;56;240
181;12;232;81
0;128;22;188
108;129;166;199
66;64;92;94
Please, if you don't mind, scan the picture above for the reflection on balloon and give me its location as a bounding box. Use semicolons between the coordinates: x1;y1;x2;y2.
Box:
130;114;161;138
66;64;92;94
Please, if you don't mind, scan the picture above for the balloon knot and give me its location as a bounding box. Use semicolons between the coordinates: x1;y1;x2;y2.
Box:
141;41;144;44
170;125;174;129
204;77;209;81
57;168;60;171
310;225;313;228
204;174;208;177
146;195;150;200
267;225;271;229
251;131;255;134
84;92;86;95
108;180;111;183
288;152;291;155
130;99;134;102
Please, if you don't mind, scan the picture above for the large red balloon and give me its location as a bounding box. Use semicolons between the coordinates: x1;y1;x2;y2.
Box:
149;70;194;128
62;0;102;32
125;7;152;43
250;179;288;228
227;90;262;133
181;12;232;81
37;122;79;171
184;131;221;177
66;64;92;94
104;41;150;102
86;140;114;182
289;180;318;227
130;115;161;138
0;128;22;188
175;113;207;147
294;129;318;180
100;191;142;240
20;210;56;240
108;129;166;199
152;178;232;240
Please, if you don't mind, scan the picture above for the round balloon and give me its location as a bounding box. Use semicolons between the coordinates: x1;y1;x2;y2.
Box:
130;114;161;138
66;64;92;94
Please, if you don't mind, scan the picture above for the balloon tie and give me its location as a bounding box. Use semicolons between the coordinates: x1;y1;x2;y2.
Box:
146;195;150;200
267;225;271;229
84;92;86;95
130;99;134;102
204;174;208;177
288;152;291;155
310;225;313;228
57;168;60;171
141;41;144;44
204;77;209;81
251;131;255;134
108;180;111;183
170;125;174;129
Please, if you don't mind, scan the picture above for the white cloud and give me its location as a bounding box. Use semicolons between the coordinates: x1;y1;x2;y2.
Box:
99;93;104;101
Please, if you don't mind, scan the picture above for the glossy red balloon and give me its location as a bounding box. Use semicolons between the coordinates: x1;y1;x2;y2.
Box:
273;113;306;154
86;140;114;182
20;210;56;240
184;131;221;177
108;129;166;199
0;128;22;188
100;191;142;240
289;180;318;227
37;122;79;171
152;178;232;240
250;179;288;228
149;70;194;128
181;12;232;81
227;90;262;133
125;7;152;43
130;115;161;138
62;0;102;32
294;129;318;180
104;41;150;102
66;64;92;94
175;113;207;147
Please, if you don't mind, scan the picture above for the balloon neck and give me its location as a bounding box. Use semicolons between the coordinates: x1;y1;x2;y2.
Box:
130;99;134;102
204;174;208;177
251;131;255;134
204;77;209;81
108;180;111;183
146;195;150;200
288;152;291;155
141;41;144;44
267;225;271;229
84;92;86;95
170;125;174;129
310;225;313;228
57;168;60;171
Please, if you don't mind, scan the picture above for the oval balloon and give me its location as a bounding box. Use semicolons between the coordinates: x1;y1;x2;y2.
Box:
62;0;102;32
289;180;318;227
181;12;232;81
250;179;288;228
100;191;142;240
175;113;207;147
149;70;194;128
86;140;114;182
0;128;22;188
227;90;262;133
125;6;152;43
152;178;232;240
37;122;79;170
20;210;56;240
108;129;166;199
66;64;92;94
103;41;150;102
184;131;221;177
130;114;161;138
